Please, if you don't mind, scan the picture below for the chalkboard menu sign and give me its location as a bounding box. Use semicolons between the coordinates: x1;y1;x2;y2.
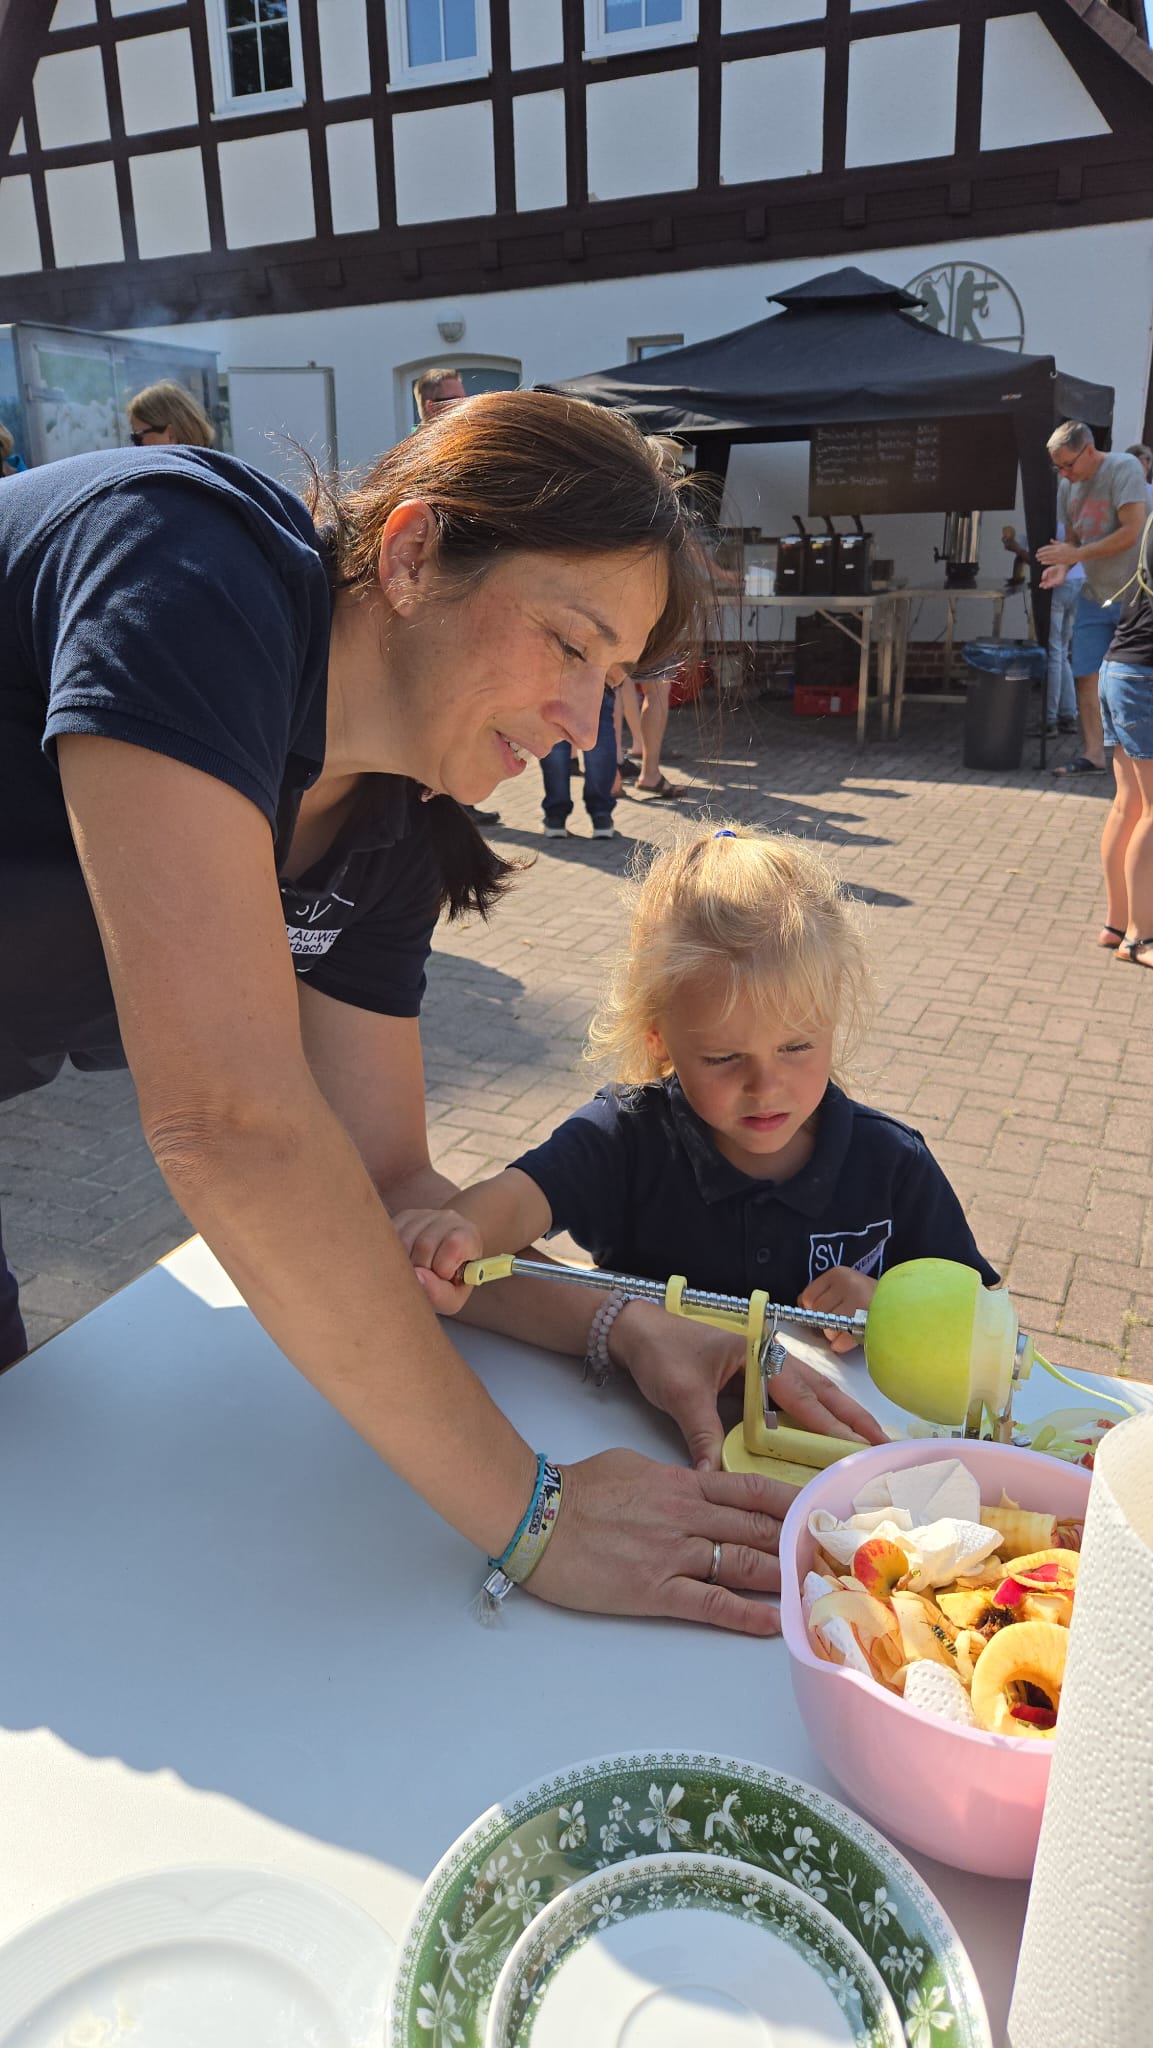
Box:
809;415;1019;514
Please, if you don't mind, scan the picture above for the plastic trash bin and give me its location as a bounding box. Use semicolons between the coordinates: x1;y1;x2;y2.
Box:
960;640;1047;771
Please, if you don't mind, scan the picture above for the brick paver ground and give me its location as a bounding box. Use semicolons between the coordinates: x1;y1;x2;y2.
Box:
5;695;1152;1385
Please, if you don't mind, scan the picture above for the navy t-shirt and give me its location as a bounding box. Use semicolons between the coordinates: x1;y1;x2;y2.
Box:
0;448;443;1099
511;1079;998;1304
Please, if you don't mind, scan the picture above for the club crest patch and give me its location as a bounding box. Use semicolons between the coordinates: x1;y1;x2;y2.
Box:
808;1219;893;1281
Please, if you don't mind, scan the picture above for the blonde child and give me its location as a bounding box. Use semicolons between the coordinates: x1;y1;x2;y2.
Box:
399;826;994;1420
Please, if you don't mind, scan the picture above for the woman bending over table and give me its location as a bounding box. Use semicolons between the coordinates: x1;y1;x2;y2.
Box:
0;393;879;1633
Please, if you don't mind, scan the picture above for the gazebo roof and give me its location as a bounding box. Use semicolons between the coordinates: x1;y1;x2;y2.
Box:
542;266;1113;439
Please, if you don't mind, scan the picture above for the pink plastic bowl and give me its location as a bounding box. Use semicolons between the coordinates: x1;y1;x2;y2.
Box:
779;1437;1090;1879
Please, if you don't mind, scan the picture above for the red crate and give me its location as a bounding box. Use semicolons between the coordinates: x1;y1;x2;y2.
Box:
792;683;859;718
668;659;712;708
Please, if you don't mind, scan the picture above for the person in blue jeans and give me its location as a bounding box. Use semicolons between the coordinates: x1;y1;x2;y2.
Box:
1044;533;1082;736
541;686;618;839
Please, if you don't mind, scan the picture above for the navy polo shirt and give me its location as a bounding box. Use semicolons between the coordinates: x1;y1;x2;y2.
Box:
511;1079;997;1304
0;448;442;1101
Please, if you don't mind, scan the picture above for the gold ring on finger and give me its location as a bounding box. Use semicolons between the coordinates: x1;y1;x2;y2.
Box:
706;1539;723;1585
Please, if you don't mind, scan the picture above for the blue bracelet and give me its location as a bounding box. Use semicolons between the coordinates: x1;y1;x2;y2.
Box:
490;1452;548;1572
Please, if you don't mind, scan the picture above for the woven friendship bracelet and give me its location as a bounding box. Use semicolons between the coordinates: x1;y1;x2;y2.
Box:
583;1287;638;1387
501;1459;564;1584
478;1458;564;1621
491;1451;547;1573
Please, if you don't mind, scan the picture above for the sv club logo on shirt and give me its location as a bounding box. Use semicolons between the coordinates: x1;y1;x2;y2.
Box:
809;1219;893;1281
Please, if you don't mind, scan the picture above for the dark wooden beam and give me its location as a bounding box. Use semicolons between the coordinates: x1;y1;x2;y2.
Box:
0;0;47;164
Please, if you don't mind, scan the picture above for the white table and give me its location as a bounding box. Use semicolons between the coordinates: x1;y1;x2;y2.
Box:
0;1239;1146;2041
715;591;899;744
887;585;1034;737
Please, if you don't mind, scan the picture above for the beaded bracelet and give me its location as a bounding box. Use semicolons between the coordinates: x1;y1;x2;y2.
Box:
478;1456;564;1621
583;1287;638;1387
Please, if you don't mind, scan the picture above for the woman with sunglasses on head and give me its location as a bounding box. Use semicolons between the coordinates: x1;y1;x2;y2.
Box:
126;379;215;449
0;392;858;1633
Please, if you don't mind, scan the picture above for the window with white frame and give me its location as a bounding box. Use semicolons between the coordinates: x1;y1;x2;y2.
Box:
584;0;697;58
209;0;304;115
385;0;492;91
400;356;520;430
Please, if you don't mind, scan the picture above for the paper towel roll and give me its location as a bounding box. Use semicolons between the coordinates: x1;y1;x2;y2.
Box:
1008;1413;1153;2048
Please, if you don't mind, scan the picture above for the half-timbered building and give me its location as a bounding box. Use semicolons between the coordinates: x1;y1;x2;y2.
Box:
1;0;1152;548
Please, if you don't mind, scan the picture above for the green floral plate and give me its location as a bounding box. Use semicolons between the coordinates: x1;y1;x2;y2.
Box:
388;1752;992;2048
487;1852;906;2047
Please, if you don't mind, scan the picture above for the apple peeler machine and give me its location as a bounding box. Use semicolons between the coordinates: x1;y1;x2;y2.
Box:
460;1253;1052;1487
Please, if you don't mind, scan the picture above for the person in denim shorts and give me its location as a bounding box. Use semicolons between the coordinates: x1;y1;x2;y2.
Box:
1098;512;1153;963
1037;425;1147;777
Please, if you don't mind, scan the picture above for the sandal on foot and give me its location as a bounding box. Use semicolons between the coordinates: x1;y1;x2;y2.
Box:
1098;925;1125;949
634;773;685;799
1118;936;1153;966
1053;754;1105;776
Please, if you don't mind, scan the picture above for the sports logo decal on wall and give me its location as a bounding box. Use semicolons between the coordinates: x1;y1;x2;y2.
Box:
905;262;1025;353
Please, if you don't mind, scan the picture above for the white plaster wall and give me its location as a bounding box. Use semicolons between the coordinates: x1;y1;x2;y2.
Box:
46;161;123;267
116;218;1153;613
10;122;25;155
0;177;42;276
846;26;959;167
327;120;380;235
317;0;372;99
393;102;496;224
110;0;176;11
130;148;211;258
720;50;824;186
117;28;200;136
722;0;824;26
981;15;1110;152
34;48;110;151
50;0;97;28
513;91;567;213
851;0;929;9
586;69;698;202
218;130;316;248
509;0;565;69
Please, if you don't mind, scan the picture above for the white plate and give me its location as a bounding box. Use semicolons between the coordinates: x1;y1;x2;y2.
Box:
0;1867;394;2048
487;1854;905;2048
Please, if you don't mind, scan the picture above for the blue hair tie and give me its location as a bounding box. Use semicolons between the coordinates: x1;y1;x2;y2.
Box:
714;829;737;839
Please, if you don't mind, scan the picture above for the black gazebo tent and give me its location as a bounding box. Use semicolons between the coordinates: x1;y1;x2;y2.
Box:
543;266;1114;621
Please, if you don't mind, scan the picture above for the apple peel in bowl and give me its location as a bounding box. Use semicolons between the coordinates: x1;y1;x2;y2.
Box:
780;1440;1092;1878
803;1458;1083;1744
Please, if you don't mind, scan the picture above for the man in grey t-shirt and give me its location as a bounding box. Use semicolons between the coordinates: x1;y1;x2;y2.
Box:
1037;424;1148;775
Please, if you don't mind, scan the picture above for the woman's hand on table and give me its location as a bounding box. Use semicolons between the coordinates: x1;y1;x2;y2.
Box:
796;1266;877;1354
610;1300;885;1471
392;1206;480;1314
529;1449;795;1637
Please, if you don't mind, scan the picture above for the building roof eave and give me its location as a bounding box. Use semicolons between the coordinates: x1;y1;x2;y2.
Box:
1060;0;1153;83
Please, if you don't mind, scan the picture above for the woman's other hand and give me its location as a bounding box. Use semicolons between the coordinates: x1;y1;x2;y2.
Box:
529;1450;793;1636
392;1206;481;1313
610;1300;884;1472
797;1265;876;1353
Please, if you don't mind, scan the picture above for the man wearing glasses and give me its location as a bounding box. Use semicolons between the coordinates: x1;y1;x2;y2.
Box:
1037;424;1147;776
